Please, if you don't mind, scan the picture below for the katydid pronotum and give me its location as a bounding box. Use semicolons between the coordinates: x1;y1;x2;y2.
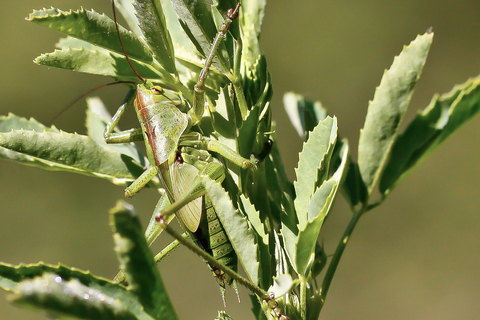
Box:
104;1;286;315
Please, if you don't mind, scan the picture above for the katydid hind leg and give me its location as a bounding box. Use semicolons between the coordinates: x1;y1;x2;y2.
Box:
190;3;241;124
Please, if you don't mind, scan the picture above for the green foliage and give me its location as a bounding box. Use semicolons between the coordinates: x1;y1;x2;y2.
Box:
133;0;176;74
0;202;175;320
358;31;433;195
1;1;480;320
28;7;153;63
0;112;146;186
380;75;480;194
110;201;177;320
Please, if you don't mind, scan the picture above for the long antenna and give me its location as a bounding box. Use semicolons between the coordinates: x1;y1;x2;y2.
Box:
49;81;135;125
112;0;145;83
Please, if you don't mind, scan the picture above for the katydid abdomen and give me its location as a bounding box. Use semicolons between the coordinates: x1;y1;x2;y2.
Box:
171;150;239;300
200;194;238;288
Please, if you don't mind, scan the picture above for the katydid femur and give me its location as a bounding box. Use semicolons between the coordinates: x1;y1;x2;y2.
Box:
105;0;269;305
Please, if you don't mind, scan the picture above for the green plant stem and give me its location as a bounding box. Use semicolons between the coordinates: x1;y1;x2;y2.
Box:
319;205;365;307
300;278;307;320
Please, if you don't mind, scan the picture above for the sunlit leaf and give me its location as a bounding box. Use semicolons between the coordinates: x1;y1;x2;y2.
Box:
358;31;433;195
0;262;155;320
380;75;480;194
134;0;177;74
28;7;152;63
110;201;178;320
0;120;143;186
34;47;163;82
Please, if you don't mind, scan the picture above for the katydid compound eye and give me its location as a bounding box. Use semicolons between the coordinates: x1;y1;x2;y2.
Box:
151;86;164;95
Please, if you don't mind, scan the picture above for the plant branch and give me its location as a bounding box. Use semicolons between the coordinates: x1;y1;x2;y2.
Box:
319;205;366;308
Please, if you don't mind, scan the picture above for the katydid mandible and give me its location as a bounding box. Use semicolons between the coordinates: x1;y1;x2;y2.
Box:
105;0;256;301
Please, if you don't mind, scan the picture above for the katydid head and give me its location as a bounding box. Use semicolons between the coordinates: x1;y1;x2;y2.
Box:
134;82;185;112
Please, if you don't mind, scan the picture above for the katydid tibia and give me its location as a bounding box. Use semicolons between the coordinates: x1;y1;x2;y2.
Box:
106;0;261;304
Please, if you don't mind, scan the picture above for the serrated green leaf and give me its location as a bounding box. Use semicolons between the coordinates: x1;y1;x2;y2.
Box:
28;7;152;63
171;0;230;73
296;142;349;276
0;113;58;133
170;0;216;56
134;0;177;75
116;0;143;39
239;194;273;290
295;181;336;276
110;201;178;320
159;0;195;53
380;75;480;194
0;262;156;320
0;127;142;186
285;139;348;275
10;273;137;320
56;36;101;51
358;31;434;195
34;47;163;82
203;177;260;286
240;0;266;41
0;264;120;292
240;0;266;68
86;97;147;167
240;195;267;245
243;55;271;119
294;117;337;228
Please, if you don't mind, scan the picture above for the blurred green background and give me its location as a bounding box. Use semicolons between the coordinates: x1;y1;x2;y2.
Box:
1;1;480;319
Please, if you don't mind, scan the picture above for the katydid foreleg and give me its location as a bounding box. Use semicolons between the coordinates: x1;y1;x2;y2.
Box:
103;89;144;144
